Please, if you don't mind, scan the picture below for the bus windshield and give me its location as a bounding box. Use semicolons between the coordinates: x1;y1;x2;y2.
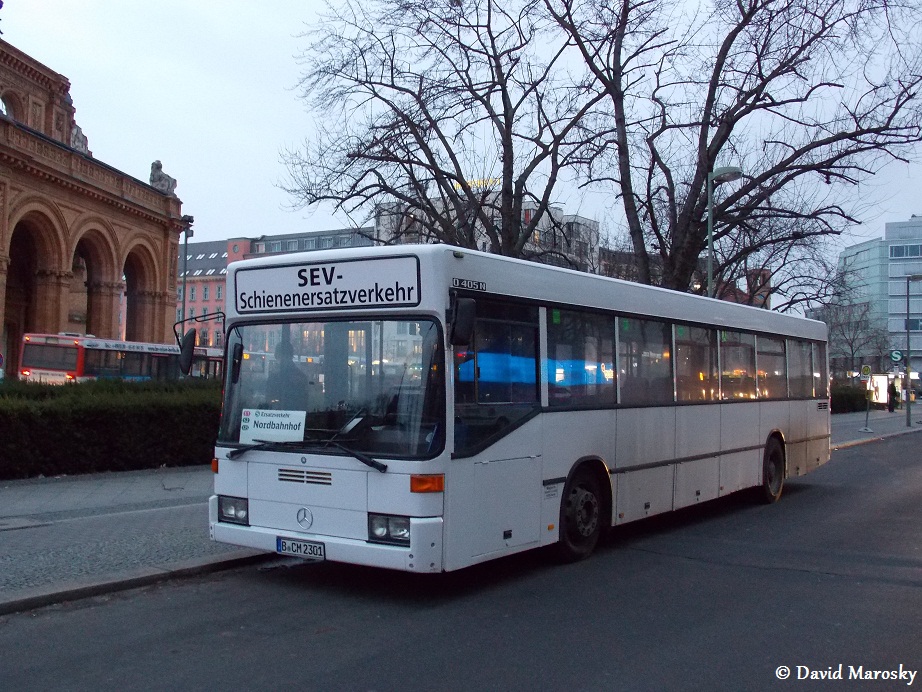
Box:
21;342;79;371
218;318;445;459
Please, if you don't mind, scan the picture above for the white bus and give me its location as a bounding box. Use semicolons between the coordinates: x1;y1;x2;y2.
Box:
197;244;829;572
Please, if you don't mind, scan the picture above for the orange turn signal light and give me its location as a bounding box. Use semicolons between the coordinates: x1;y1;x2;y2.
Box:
410;474;444;493
211;458;219;474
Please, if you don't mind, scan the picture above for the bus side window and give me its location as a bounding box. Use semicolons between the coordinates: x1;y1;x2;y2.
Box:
618;317;673;406
547;308;615;408
813;342;828;398
757;336;787;399
453;299;539;456
787;339;814;398
675;325;718;402
720;331;757;400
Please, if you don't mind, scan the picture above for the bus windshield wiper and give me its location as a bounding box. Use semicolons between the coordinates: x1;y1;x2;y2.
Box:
326;441;388;473
226;438;387;472
226;439;315;460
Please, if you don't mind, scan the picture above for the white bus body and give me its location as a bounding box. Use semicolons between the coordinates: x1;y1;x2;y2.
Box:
209;245;829;572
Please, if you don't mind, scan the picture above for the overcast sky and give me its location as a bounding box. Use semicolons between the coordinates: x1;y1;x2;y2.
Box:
3;0;920;247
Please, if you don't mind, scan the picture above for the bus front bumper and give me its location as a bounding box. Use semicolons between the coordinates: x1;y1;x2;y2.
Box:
208;495;444;573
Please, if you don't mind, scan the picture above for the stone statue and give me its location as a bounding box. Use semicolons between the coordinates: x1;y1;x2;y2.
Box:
149;160;177;195
70;124;89;154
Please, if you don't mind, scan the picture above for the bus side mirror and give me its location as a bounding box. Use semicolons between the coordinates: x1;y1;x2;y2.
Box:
179;329;197;375
449;298;476;346
231;342;243;384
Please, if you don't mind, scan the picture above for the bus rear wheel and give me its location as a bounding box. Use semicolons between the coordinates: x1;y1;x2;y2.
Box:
556;466;602;562
760;437;785;504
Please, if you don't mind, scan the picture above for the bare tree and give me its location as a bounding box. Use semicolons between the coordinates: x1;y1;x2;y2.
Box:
823;298;890;376
547;0;922;306
282;0;605;264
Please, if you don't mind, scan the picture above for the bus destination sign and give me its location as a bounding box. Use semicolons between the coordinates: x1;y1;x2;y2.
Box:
235;255;421;314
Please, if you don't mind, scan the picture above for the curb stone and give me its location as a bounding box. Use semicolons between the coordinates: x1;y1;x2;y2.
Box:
0;550;271;616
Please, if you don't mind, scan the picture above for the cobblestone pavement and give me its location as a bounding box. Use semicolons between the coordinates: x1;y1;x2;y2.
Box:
0;466;262;614
1;411;920;614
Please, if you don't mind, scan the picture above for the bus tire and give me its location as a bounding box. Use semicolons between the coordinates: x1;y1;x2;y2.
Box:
555;465;603;562
760;436;785;504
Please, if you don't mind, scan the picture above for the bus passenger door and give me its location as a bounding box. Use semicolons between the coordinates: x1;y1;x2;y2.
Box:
450;299;543;562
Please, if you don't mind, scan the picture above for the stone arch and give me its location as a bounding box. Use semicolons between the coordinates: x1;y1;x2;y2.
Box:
6;197;69;270
121;240;163;342
70;216;122;338
0;89;24;121
3;205;69;375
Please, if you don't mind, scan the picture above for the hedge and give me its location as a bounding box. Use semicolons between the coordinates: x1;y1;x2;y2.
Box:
0;377;871;479
0;379;222;480
830;383;870;414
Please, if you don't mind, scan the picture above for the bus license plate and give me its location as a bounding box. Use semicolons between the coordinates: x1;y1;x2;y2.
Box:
276;537;325;561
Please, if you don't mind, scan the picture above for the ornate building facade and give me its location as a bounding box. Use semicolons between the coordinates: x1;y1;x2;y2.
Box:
0;39;185;376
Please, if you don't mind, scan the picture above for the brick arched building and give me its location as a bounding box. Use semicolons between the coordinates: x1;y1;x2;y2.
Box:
0;39;185;376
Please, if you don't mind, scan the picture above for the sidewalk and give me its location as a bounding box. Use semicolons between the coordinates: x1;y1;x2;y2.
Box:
2;411;921;616
0;465;266;615
830;407;922;448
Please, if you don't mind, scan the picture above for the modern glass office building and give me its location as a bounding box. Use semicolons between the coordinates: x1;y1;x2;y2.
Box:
837;217;922;376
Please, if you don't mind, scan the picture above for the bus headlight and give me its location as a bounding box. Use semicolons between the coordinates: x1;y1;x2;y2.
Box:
218;496;249;525
368;513;411;546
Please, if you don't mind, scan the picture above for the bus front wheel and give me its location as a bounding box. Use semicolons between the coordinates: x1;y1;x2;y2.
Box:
760;437;785;504
556;466;602;562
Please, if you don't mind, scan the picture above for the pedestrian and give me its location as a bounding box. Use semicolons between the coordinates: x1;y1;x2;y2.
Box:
888;380;897;413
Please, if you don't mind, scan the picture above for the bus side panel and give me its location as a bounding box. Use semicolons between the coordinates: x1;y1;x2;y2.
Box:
807;401;831;472
615;465;675;524
674;458;719;509
786;400;811;477
719;402;762;495
675;404;720;459
471;457;541;557
540;409;615;544
674;405;721;509
614;407;676;471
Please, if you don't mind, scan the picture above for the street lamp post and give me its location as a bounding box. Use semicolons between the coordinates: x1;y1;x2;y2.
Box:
180;215;194;337
905;273;922;428
707;166;744;298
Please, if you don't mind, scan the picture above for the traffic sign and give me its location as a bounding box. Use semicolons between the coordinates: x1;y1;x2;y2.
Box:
890;350;904;363
860;365;871;382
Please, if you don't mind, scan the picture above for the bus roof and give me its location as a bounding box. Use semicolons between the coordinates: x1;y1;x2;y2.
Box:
224;244;826;341
24;333;181;354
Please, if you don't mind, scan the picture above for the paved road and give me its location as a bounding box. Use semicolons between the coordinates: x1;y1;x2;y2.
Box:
0;408;919;614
